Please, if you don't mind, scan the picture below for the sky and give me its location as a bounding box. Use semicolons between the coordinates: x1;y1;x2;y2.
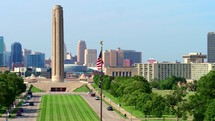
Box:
0;1;215;62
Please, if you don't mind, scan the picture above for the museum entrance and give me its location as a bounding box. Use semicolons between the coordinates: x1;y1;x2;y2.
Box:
51;87;66;92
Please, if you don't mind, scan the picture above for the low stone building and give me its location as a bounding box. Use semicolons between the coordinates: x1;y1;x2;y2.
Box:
105;66;137;77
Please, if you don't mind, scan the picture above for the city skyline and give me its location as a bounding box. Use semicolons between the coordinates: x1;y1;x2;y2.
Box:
0;1;215;62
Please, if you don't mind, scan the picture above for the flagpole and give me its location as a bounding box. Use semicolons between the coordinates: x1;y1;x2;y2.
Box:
100;40;103;121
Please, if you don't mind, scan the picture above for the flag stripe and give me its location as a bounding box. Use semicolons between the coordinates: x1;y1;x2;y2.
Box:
97;51;103;70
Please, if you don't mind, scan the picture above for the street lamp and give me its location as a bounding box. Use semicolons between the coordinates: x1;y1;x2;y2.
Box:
118;104;121;113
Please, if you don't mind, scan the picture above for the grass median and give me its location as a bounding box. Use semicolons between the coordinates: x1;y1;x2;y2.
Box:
37;94;99;121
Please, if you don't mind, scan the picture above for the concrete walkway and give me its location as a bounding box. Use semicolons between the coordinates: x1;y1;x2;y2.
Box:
87;83;140;121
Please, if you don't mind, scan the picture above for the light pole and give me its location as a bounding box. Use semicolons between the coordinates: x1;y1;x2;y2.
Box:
118;104;121;113
99;40;103;121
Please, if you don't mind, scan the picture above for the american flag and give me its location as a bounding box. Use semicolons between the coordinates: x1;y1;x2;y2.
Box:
97;51;103;71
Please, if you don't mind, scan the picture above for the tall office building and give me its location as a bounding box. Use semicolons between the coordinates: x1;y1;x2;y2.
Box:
0;37;5;66
208;32;215;62
117;48;124;67
64;43;67;60
25;52;45;68
84;49;97;67
4;51;11;67
109;50;118;67
52;5;64;82
123;50;142;65
11;42;23;69
103;49;142;67
77;40;86;65
23;48;32;65
11;42;22;64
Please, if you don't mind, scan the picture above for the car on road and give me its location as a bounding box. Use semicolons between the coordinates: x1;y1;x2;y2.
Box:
16;111;22;116
107;105;113;111
19;108;24;112
22;102;28;106
90;93;95;97
95;96;100;100
29;102;34;106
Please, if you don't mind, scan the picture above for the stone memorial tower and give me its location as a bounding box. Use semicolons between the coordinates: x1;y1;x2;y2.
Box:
52;5;64;82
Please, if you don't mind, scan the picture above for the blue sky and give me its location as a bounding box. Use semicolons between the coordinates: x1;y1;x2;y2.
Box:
0;1;214;62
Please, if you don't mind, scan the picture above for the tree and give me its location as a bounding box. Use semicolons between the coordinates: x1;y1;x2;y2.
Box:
188;94;206;121
151;94;165;118
102;75;112;90
187;80;197;91
197;70;215;99
188;70;215;121
159;76;186;90
204;99;215;121
165;88;188;121
0;72;26;108
93;74;100;86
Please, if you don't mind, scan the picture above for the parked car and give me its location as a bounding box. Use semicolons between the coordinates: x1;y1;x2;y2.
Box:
19;108;24;112
16;111;22;116
90;93;95;97
107;105;113;111
22;102;28;106
29;102;34;106
95;96;100;100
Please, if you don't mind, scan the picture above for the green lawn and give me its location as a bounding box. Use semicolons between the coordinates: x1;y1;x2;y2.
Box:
152;88;195;99
30;85;44;93
37;94;99;121
73;84;90;92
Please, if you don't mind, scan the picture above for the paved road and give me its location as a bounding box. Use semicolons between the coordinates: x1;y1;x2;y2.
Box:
0;94;41;121
81;94;125;121
0;92;131;121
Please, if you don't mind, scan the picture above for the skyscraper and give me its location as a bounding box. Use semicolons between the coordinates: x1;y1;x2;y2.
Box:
11;42;23;69
11;42;22;64
77;40;86;65
52;5;64;82
23;48;32;65
208;32;215;63
123;50;142;65
4;51;11;67
0;36;5;66
84;49;97;67
64;43;67;60
25;52;45;68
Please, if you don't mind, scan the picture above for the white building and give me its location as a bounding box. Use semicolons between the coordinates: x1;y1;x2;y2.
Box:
182;52;206;63
134;62;215;81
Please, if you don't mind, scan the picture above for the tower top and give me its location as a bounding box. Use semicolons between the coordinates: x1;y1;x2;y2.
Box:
53;5;62;9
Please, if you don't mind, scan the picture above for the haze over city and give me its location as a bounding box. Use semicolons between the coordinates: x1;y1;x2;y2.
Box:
0;1;215;62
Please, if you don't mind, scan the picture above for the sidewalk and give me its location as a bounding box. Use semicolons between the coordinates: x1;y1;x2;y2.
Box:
87;83;140;121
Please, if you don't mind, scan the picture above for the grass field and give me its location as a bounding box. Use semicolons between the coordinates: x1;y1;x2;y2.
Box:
37;95;99;121
30;85;44;93
73;84;90;92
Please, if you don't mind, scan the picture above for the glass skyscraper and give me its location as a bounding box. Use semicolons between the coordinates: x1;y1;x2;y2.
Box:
208;32;215;63
25;53;45;68
11;42;22;64
0;36;5;66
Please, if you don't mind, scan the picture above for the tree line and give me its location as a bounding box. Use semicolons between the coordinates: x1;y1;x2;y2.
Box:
93;70;215;121
0;71;26;109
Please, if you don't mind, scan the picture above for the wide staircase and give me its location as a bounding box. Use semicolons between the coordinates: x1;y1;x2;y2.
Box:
32;79;85;92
